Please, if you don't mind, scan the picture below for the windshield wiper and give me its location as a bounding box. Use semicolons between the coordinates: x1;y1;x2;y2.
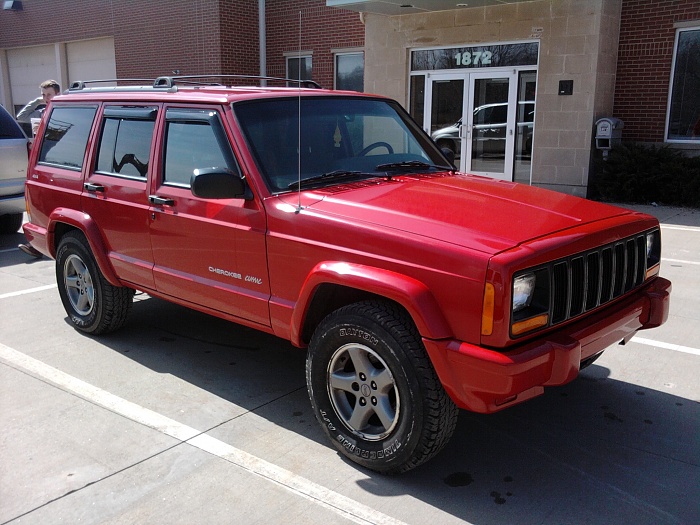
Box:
375;160;450;172
288;170;374;190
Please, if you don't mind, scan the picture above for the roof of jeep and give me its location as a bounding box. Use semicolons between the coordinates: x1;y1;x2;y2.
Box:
56;76;383;104
55;86;376;105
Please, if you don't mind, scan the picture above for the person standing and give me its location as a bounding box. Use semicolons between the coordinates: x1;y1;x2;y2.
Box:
16;79;60;127
16;80;60;258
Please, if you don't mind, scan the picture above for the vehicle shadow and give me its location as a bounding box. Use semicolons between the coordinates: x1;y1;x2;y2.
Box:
357;365;700;525
93;294;698;525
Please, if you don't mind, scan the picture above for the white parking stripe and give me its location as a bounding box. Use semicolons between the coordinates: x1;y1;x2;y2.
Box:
0;284;57;300
0;343;411;525
661;225;700;232
662;258;700;266
631;337;700;357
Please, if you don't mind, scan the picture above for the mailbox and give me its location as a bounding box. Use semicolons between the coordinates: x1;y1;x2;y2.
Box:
595;117;624;150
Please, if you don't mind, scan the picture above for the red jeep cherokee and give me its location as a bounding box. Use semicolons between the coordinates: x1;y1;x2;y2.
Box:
23;76;671;474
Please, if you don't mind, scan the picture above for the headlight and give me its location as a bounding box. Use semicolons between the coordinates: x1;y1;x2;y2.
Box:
512;273;536;312
645;229;661;278
646;231;655;258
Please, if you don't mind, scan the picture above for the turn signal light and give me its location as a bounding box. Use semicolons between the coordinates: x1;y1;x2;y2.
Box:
481;283;495;336
511;314;549;336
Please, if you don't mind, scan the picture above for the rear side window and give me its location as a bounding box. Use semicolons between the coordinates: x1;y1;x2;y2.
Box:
39;106;97;170
163;108;236;187
0;105;25;139
96;107;157;179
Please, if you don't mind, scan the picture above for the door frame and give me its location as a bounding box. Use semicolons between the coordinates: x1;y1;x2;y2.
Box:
423;69;517;181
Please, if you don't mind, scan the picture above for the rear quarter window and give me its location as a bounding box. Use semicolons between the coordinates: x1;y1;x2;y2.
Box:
39;106;97;170
0;105;25;139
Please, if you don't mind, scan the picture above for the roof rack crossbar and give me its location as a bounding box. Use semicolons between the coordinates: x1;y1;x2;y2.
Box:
66;74;323;94
153;74;322;89
68;79;155;91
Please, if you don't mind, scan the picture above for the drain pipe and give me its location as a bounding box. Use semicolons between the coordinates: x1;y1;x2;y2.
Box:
259;0;266;86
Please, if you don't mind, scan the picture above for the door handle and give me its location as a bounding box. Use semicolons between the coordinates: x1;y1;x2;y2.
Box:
84;182;105;192
148;195;175;206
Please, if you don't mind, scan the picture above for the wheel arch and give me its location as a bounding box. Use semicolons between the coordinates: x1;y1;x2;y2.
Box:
292;262;453;346
48;208;121;286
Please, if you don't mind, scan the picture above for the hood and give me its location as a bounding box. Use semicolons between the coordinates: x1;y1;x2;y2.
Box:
289;173;633;255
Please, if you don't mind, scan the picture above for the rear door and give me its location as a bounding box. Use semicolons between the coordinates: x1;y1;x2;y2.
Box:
148;105;270;327
81;105;159;288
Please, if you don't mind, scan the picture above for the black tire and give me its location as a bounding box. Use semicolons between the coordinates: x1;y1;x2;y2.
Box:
306;300;459;474
55;231;133;334
0;213;23;234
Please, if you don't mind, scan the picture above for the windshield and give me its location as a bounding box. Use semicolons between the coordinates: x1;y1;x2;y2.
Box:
233;96;451;192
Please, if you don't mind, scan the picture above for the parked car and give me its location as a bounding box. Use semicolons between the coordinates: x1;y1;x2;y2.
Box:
431;101;534;157
22;76;670;474
0;104;29;234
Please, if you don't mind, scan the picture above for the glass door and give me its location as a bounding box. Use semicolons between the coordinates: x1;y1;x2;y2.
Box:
466;72;517;180
423;71;517;180
424;73;467;168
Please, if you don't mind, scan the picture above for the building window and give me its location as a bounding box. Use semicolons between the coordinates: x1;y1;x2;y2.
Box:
335;52;364;92
287;55;312;83
667;27;700;142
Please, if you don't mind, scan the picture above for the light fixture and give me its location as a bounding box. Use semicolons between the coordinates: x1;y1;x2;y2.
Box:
3;0;23;10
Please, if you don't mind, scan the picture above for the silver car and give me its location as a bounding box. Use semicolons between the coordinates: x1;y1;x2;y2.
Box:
0;104;29;234
431;102;534;157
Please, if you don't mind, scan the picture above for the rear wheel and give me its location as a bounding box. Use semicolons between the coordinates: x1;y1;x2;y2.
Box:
306;300;458;474
0;213;23;234
56;231;133;334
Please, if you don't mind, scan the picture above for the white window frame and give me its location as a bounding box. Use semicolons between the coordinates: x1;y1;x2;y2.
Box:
665;24;700;144
332;48;364;91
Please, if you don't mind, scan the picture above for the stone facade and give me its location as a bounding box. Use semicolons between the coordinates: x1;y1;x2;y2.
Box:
364;0;622;196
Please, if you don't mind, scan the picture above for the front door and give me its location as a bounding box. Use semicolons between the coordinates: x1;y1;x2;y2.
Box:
425;71;517;181
148;106;270;327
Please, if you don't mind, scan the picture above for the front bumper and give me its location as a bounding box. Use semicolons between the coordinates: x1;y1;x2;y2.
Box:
423;276;671;413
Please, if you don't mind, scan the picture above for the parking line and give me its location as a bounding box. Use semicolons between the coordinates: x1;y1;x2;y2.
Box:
0;343;410;525
662;258;700;266
631;337;700;357
0;284;57;300
661;225;700;232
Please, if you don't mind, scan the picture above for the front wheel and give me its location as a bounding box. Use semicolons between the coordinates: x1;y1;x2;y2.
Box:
306;300;458;474
56;231;133;334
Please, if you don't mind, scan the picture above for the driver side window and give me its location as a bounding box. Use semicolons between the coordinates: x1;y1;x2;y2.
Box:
163;110;235;187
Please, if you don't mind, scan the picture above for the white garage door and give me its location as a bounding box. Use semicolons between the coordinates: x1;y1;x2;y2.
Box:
7;37;116;114
67;38;116;86
7;44;56;113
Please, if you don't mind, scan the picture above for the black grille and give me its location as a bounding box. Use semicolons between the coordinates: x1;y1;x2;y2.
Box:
549;233;648;326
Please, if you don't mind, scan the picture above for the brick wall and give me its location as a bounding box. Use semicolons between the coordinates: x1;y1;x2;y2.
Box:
614;0;700;142
265;0;365;89
0;0;259;79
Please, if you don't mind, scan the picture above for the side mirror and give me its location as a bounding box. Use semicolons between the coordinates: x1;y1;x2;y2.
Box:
441;147;456;169
190;168;249;199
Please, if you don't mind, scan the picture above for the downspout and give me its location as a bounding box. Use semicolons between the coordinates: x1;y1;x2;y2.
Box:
259;0;266;86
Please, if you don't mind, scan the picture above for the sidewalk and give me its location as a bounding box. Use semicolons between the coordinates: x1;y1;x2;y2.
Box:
610;202;700;228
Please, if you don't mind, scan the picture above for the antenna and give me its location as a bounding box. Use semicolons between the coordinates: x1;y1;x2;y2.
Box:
296;9;303;213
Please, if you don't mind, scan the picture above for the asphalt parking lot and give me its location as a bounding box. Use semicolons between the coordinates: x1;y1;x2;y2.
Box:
1;205;699;525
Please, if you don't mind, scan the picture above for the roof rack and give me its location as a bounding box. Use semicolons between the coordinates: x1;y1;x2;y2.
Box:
67;74;322;93
153;74;322;89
